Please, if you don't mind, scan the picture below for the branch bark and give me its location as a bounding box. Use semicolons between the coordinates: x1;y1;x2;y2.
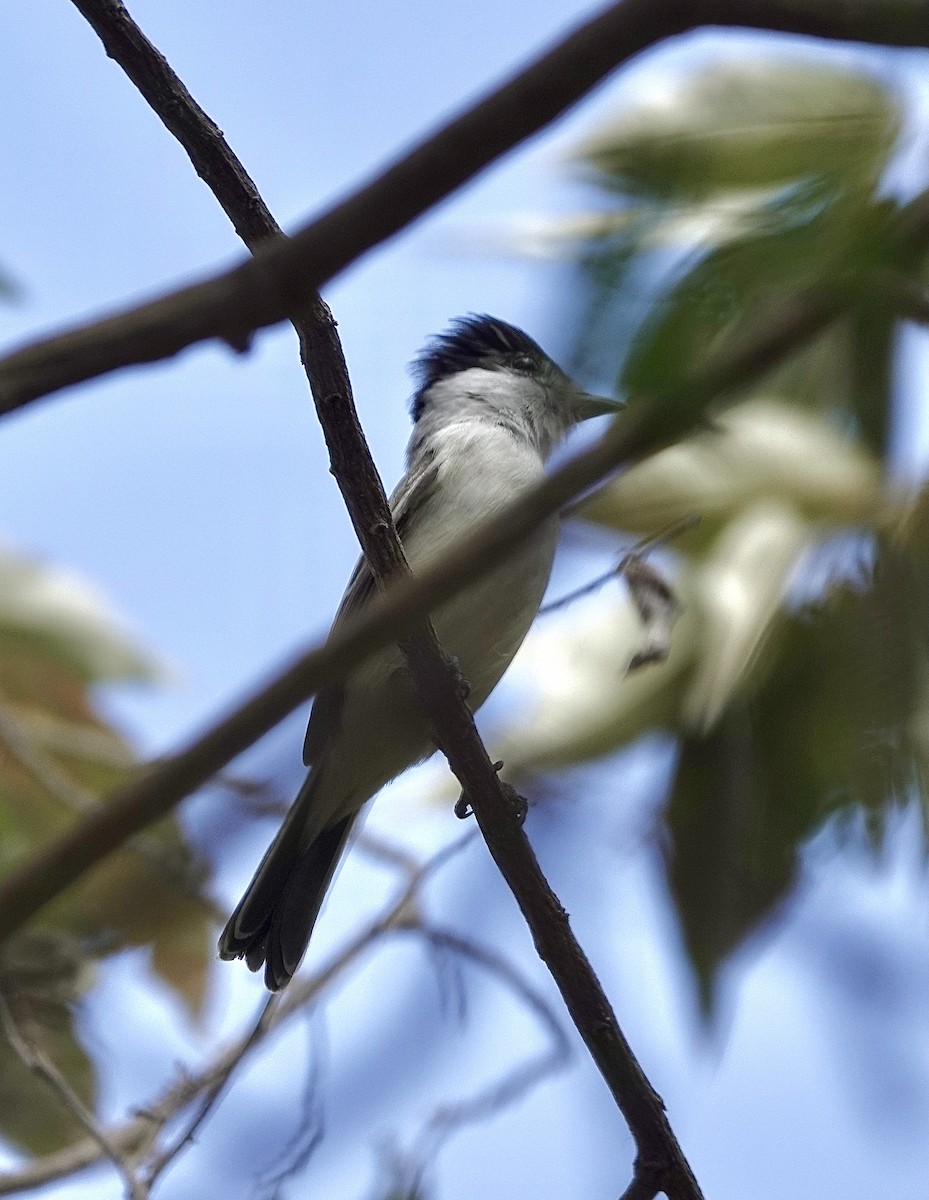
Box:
4;3;928;1192
34;6;709;1191
0;280;855;945
0;0;927;413
0;278;889;945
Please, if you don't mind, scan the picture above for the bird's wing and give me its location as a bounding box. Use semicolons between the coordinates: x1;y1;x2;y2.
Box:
302;451;439;767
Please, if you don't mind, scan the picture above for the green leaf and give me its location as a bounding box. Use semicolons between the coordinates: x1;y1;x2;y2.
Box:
0;930;97;1155
663;537;928;1009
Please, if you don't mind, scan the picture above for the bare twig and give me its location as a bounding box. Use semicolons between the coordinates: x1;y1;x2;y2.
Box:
540;517;697;615
0;836;470;1196
1;0;927;412
140;994;280;1191
383;925;571;1194
415;928;571;1140
0;992;145;1199
252;1019;327;1197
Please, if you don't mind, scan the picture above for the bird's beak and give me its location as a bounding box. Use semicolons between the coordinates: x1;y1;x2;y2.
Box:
573;390;624;421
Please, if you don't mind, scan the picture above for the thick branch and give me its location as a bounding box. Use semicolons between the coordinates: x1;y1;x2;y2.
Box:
0;282;876;944
8;3;927;1189
1;0;927;413
13;8;707;1186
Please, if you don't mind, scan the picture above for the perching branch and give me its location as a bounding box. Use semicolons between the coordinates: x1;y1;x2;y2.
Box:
60;6;704;1190
1;0;927;413
3;3;928;1191
0;275;856;955
0;280;892;942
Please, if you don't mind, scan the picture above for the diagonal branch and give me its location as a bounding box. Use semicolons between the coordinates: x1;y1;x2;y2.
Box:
1;0;928;414
58;5;706;1190
0;280;886;944
7;2;928;1192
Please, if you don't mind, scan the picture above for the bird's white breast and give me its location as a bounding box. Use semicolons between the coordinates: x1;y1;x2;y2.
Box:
403;419;557;704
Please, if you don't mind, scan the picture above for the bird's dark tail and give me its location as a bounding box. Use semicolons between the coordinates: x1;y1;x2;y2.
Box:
218;772;356;991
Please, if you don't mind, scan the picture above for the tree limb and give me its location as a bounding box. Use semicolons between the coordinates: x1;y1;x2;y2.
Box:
0;281;880;945
58;6;707;1189
5;4;929;1189
1;0;927;413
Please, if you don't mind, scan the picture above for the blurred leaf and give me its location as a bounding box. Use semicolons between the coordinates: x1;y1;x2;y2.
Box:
0;547;161;685
664;536;928;1008
0;931;96;1154
559;55;915;458
62;838;214;1016
576;59;900;198
683;501;809;730
581;399;880;543
502;43;929;1026
619;193;889;403
0;545;215;1148
497;591;697;774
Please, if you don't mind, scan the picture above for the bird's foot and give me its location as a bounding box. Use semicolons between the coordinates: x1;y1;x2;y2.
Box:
446;654;471;701
454;761;527;826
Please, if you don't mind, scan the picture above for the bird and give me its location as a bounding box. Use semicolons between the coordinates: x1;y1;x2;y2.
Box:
218;314;620;990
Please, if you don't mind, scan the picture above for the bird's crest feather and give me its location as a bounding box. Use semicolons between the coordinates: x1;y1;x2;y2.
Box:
411;314;546;420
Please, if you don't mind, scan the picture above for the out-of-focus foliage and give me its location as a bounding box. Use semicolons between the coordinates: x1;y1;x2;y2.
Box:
0;261;18;301
0;546;213;1153
501;54;929;1007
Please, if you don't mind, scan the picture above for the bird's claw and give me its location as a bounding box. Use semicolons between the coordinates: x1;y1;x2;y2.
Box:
454;792;473;820
447;655;471;701
454;761;526;825
501;781;528;826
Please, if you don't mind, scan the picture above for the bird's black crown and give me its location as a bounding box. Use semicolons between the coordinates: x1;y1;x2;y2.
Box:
411;315;549;421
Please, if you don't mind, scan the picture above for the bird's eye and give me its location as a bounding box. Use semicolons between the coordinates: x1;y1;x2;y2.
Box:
512;352;535;373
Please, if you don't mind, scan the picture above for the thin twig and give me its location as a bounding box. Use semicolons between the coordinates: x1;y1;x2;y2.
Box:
141;994;280;1191
385;925;570;1193
0;835;471;1196
252;1019;327;1197
540;517;698;615
1;0;928;412
0;992;145;1199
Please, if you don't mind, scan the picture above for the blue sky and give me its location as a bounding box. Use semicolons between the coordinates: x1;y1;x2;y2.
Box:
1;4;927;1199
